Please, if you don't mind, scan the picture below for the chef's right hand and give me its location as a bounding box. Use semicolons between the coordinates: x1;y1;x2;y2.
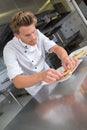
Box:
42;68;63;83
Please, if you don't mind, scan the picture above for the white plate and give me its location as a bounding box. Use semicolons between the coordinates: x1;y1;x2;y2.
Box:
57;59;83;83
69;46;87;58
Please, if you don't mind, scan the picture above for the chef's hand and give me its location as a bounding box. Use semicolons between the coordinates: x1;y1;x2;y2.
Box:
61;56;77;70
42;68;63;83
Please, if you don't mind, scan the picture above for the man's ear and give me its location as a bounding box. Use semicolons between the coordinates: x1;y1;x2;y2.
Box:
14;33;20;38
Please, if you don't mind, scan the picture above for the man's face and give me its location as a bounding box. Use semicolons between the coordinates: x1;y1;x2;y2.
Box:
15;24;37;46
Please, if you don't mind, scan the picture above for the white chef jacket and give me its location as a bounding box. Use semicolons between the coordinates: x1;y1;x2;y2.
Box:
3;29;56;96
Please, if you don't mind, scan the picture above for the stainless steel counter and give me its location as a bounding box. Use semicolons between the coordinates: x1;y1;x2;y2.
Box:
4;56;87;130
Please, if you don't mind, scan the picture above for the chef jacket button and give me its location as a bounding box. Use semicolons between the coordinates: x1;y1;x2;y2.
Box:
25;46;27;48
32;60;34;62
35;67;37;69
25;50;27;53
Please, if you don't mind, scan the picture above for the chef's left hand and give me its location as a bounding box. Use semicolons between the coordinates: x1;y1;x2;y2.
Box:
61;56;77;70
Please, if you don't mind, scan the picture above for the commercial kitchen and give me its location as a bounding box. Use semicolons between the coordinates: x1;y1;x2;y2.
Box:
0;0;87;130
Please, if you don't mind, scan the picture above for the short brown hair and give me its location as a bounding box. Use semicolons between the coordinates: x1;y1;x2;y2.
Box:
9;11;37;34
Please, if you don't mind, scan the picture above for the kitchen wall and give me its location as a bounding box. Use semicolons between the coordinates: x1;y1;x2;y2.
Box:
0;0;87;45
0;0;74;25
0;0;47;25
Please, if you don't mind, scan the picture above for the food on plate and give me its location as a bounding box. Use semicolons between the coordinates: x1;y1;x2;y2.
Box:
73;49;87;59
62;59;82;77
57;59;82;82
63;69;72;77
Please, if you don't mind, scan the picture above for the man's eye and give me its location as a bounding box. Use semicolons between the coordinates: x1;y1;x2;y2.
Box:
25;34;30;37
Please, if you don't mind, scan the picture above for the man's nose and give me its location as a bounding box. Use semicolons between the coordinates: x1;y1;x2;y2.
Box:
31;33;36;39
